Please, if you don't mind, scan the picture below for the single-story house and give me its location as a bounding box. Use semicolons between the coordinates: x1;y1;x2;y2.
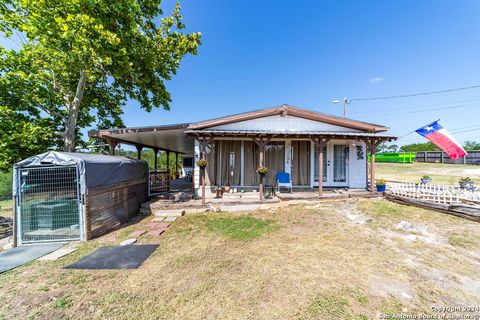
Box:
90;105;396;201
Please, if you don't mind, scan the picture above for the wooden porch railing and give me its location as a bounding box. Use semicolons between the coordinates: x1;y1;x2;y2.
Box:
149;170;170;196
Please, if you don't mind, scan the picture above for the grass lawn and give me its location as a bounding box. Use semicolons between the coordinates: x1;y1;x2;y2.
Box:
375;162;480;185
0;199;479;319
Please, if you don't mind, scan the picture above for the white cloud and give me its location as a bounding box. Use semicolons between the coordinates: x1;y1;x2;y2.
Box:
369;77;386;84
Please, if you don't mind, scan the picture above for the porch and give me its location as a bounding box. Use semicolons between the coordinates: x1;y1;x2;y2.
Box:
187;131;395;203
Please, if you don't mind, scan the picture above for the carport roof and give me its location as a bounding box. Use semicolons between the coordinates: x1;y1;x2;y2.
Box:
89;123;194;155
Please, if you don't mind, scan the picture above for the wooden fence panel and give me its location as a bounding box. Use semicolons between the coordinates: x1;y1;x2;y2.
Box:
415;150;480;164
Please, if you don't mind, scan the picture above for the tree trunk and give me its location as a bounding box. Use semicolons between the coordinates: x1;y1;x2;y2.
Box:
63;70;87;152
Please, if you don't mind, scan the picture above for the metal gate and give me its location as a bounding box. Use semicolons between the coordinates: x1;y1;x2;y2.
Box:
148;170;170;196
16;165;84;244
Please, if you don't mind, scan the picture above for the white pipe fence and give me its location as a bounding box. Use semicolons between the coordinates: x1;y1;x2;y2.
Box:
388;182;480;204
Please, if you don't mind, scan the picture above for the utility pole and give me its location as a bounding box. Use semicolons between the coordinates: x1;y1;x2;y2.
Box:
331;97;349;118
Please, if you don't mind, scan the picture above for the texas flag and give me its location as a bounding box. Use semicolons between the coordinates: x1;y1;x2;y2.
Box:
415;121;467;160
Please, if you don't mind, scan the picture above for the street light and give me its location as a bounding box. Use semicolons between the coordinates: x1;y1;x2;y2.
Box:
331;97;349;118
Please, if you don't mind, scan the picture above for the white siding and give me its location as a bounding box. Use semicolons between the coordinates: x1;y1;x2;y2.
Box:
209;115;362;133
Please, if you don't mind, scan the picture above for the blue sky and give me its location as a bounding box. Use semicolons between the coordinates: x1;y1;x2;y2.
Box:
3;0;480;146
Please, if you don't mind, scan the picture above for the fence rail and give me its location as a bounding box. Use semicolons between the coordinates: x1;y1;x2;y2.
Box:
389;182;480;204
415;150;480;164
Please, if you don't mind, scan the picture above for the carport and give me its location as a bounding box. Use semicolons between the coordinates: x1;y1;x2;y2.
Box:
89;123;195;195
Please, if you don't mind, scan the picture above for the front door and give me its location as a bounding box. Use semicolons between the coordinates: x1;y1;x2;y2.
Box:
313;143;349;187
330;144;349;187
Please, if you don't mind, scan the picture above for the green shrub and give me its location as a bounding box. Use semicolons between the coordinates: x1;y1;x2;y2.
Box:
0;170;12;198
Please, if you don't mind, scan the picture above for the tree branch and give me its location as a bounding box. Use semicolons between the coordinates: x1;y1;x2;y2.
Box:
43;108;65;120
52;71;73;109
71;70;87;111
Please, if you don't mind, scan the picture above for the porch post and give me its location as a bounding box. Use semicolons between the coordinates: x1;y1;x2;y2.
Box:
153;148;159;171
312;138;329;196
108;139;118;155
319;148;323;196
175;152;179;178
201;152;206;204
370;145;375;192
166;150;171;177
253;137;271;201
136;145;143;159
367;139;382;192
259;147;264;200
194;136;214;205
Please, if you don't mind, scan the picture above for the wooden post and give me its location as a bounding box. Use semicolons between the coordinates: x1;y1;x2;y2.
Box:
166;151;171;178
312;138;329;196
196;136;213;205
201;164;206;204
136;145;143;159
108;139;118;155
153;148;159;171
319;148;323;196
370;147;375;192
366;139;382;192
175;152;179;178
253;137;271;201
259;148;264;200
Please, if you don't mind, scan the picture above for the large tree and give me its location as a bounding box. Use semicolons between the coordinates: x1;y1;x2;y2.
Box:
0;0;201;154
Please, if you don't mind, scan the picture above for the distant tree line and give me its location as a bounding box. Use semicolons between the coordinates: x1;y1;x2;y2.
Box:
378;140;480;153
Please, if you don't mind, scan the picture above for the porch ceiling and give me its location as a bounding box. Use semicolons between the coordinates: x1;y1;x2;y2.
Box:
184;129;397;142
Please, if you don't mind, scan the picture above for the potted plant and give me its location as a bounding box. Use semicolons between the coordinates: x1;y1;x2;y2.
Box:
420;175;432;184
256;166;268;177
459;177;475;190
197;158;208;168
376;179;387;192
224;183;231;193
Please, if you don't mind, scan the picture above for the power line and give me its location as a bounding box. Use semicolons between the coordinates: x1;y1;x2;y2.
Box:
348;98;480;115
353;102;480;117
350;84;480;102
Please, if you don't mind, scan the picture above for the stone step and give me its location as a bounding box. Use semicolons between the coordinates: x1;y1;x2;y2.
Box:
141;201;204;210
152;209;185;217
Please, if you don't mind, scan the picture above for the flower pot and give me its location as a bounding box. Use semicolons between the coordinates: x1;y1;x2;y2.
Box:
420;178;432;184
459;181;475;190
376;185;386;192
